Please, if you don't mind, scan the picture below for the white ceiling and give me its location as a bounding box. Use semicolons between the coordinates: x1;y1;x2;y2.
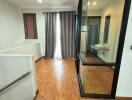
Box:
83;0;111;10
7;0;79;10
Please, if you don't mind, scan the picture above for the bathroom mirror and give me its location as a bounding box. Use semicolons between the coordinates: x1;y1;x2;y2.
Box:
103;15;111;44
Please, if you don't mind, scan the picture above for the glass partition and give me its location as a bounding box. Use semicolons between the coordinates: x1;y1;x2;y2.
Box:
80;0;125;65
78;0;127;98
80;64;114;95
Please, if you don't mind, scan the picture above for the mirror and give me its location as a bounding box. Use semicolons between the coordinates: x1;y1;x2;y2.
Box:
103;15;111;44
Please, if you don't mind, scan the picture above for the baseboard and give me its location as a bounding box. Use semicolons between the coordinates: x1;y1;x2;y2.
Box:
33;89;39;100
35;57;42;63
116;97;132;100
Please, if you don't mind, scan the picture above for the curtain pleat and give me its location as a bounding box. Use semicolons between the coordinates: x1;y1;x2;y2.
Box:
45;12;57;58
60;12;76;59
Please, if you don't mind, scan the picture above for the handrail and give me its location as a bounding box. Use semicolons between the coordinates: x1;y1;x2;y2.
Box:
0;72;31;93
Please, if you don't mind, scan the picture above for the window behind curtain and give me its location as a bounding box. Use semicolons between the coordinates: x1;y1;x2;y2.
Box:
23;13;38;39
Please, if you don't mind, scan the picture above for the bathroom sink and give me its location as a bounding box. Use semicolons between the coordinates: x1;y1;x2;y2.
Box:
91;44;109;50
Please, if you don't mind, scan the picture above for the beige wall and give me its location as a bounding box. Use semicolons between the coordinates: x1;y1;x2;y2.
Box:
87;9;102;16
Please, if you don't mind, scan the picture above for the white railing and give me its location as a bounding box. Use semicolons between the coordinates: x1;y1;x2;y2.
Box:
0;42;41;61
0;42;41;100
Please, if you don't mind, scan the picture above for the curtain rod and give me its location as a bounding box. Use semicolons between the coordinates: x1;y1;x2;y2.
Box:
42;11;76;14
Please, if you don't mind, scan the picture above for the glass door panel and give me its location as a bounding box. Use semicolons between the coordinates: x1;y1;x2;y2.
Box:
80;0;125;65
78;0;127;98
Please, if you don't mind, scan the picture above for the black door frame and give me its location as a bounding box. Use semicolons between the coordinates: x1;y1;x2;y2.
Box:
76;0;131;99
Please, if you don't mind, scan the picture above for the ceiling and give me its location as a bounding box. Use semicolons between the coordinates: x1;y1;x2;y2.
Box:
83;0;111;10
7;0;79;10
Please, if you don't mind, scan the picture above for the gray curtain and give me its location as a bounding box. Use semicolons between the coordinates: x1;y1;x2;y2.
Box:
60;12;76;59
45;12;57;58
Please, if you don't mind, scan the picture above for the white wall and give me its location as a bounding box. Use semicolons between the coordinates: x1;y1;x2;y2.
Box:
36;13;45;56
0;42;41;61
116;2;132;97
98;0;125;63
19;9;46;56
0;0;23;50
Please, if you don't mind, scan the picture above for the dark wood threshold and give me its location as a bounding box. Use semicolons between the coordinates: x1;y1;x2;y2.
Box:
79;54;115;66
116;97;132;100
33;89;39;100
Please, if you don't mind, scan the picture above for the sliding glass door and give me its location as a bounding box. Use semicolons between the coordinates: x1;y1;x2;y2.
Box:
77;0;131;98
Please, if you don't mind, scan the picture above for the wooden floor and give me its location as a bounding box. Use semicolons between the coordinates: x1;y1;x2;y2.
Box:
83;66;114;94
35;58;80;100
35;58;114;100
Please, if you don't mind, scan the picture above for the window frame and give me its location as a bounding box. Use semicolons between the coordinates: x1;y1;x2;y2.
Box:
23;13;38;39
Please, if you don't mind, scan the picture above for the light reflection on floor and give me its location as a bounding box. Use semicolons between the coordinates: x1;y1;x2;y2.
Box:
54;60;63;81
